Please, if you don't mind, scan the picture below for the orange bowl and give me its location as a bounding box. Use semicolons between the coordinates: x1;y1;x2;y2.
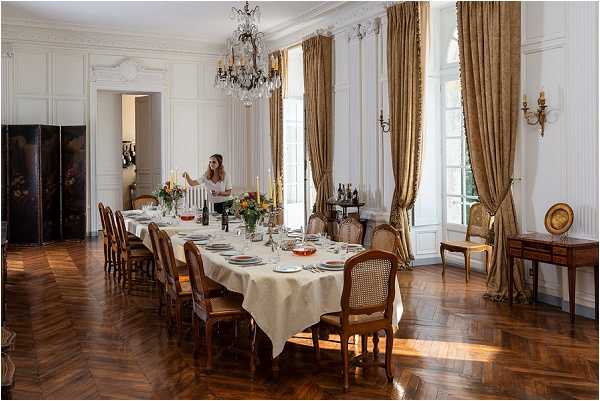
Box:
180;214;195;221
292;246;317;256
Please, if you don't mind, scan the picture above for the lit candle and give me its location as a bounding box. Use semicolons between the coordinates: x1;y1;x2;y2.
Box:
256;176;261;204
175;167;178;186
218;58;223;69
272;178;277;206
267;169;272;202
523;94;528;104
539;90;545;101
278;175;283;205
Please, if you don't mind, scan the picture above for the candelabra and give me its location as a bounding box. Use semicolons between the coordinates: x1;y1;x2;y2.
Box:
522;91;548;137
379;109;390;134
264;205;282;247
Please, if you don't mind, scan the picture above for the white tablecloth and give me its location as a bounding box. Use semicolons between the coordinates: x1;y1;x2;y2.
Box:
124;214;403;357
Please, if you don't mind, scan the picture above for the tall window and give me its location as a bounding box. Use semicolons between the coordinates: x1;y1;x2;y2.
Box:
283;46;305;229
442;25;478;226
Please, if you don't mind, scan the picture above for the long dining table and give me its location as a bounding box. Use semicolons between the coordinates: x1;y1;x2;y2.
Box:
123;211;403;362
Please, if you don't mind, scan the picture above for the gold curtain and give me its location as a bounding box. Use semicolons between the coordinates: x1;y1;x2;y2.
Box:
302;35;333;215
457;2;529;303
269;49;288;205
387;2;430;268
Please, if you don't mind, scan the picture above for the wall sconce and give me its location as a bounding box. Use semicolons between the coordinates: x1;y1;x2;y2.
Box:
379;109;390;134
521;91;548;137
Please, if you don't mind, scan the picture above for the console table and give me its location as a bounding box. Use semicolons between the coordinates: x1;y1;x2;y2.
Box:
508;233;598;323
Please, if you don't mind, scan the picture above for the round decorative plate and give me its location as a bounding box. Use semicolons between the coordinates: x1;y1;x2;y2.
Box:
544;203;574;235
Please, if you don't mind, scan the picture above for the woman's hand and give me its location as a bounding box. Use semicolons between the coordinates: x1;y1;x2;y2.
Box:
211;190;218;196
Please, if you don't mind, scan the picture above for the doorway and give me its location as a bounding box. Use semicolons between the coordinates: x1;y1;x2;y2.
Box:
96;90;161;212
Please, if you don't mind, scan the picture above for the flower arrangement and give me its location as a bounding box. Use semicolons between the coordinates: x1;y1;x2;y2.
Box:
154;181;185;216
230;192;271;231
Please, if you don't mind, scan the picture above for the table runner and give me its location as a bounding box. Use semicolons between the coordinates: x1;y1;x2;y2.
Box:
124;215;403;357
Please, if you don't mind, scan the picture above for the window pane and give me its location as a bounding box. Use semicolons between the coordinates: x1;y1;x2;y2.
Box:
464;137;471;166
446;167;462;196
446;197;462;224
446;39;459;64
465;200;478;225
465;168;478;198
444;80;461;108
445;109;462;137
445;138;461;166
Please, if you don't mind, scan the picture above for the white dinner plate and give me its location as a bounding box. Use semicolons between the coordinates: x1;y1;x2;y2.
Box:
273;265;302;273
229;255;258;263
319;260;345;270
206;245;234;251
229;257;263;265
287;232;303;238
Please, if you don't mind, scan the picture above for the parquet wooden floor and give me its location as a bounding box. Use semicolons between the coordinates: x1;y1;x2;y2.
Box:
3;239;599;399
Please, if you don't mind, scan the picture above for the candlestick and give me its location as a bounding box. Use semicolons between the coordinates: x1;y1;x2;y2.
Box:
278;175;283;206
256;176;260;204
272;178;277;206
267;169;273;202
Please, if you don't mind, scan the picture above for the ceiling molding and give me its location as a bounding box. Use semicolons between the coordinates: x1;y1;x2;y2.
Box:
266;1;388;49
1;18;222;55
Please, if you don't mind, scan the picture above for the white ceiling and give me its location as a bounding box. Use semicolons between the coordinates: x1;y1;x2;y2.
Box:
1;1;342;44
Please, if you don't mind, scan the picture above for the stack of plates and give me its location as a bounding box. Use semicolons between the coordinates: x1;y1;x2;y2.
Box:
305;234;319;241
319;259;345;271
287;232;303;238
180;232;210;241
228;254;261;265
122;210;143;216
205;242;233;251
346;244;365;252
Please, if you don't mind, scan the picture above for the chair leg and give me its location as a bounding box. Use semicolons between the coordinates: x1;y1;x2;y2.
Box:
384;327;394;382
176;298;183;346
311;325;321;363
440;246;446;277
361;335;368;357
485;249;491;274
340;334;350;391
192;314;199;357
464;251;471;283
103;242;109;271
157;283;164;316
205;319;215;372
249;318;257;374
127;260;133;293
373;331;380;360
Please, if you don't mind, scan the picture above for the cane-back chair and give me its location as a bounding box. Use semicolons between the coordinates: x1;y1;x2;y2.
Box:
440;202;493;282
131;194;159;210
307;213;328;235
184;242;256;372
337;217;364;245
312;250;398;390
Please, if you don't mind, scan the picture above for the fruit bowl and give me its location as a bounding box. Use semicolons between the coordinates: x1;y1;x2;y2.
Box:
292;245;317;256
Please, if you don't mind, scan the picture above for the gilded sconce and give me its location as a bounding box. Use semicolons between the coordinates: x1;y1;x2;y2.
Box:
521;91;548;137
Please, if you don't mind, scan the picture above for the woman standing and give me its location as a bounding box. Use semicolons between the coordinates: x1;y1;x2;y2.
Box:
182;154;233;214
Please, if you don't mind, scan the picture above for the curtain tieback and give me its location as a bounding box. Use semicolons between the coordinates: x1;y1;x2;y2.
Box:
488;180;514;216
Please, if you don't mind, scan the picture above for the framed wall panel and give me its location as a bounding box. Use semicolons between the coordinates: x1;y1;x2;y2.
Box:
61;125;86;240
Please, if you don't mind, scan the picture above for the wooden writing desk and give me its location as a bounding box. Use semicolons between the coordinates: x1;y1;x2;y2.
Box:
508;233;598;323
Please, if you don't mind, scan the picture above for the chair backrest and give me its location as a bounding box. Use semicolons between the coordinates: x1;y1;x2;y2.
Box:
338;218;364;244
147;222;164;283
103;206;117;247
132;195;158;210
307;213;327;235
157;230;182;294
341;250;398;326
371;224;401;255
98;202;107;234
466;202;493;243
184;241;214;314
114;211;130;252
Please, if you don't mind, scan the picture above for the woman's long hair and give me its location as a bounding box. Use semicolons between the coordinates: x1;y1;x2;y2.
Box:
206;154;225;182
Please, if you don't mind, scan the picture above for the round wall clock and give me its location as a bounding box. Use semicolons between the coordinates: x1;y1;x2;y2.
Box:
544;203;574;235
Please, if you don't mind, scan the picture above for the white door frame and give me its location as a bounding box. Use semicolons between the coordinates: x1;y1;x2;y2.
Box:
89;58;170;233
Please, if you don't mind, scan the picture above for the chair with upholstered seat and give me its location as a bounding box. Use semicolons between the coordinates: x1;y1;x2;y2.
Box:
439;202;493;282
311;250;398;390
157;232;224;344
184;241;256;373
114;211;154;292
131;194;159;210
307;213;328;235
337;217;364;245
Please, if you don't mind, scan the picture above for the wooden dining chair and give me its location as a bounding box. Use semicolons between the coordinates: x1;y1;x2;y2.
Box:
371;224;401;255
157;232;225;344
98;202;111;272
115;211;154;293
440;202;493;282
337;217;364;245
103;207;121;278
148;222;167;315
311;250;398;390
183;241;256;373
131;194;159;210
307;213;328;235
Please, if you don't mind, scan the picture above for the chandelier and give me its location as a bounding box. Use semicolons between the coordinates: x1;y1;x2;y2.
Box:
214;1;281;106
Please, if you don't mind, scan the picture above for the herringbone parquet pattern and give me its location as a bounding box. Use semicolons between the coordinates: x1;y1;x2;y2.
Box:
4;239;599;399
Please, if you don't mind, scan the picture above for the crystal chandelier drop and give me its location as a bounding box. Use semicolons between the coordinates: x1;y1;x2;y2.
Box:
214;1;281;106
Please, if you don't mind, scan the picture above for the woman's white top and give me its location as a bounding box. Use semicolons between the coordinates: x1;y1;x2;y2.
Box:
201;172;232;204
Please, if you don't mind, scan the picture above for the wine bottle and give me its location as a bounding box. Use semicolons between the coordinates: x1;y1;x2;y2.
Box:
352;188;359;205
346;184;352;203
337;183;343;201
221;209;227;230
202;200;209;226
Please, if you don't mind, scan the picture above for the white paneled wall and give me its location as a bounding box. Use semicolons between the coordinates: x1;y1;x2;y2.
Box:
1;38;243;233
518;1;599;312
